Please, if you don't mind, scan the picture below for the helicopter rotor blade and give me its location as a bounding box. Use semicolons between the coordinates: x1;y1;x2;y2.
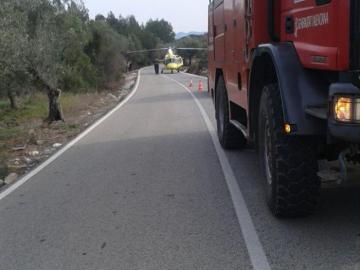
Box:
176;48;208;51
127;48;169;54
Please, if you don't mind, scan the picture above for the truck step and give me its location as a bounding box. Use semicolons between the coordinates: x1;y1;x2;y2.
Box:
229;120;248;137
318;169;340;184
318;160;360;187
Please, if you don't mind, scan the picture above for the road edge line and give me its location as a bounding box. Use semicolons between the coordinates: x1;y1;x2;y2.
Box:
0;69;142;202
163;75;271;270
180;71;207;79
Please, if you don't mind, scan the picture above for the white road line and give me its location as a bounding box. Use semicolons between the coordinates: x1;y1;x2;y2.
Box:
180;71;207;79
0;69;142;202
164;75;271;270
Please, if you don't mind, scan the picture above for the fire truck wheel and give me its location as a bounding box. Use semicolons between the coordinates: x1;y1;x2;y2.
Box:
215;76;246;149
258;84;320;217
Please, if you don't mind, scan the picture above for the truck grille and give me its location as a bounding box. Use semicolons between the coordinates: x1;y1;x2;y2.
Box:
350;0;360;70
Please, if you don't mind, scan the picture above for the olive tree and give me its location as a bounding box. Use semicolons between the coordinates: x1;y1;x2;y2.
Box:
0;0;31;109
0;0;66;120
26;0;66;121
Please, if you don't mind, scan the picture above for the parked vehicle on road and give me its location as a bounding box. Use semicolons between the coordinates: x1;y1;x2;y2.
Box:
128;48;206;74
208;0;360;217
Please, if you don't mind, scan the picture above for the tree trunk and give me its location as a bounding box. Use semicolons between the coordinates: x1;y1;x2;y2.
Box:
46;85;64;123
8;90;18;110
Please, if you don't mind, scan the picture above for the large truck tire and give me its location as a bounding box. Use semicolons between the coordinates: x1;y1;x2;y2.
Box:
258;84;320;217
215;76;247;149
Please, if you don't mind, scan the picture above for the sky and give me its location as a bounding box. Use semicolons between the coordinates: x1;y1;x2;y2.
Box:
82;0;208;33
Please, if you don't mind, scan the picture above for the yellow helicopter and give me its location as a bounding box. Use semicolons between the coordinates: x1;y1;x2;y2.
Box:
127;47;206;74
162;48;183;73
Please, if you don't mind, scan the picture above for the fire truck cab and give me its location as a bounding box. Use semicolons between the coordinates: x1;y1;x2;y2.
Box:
208;0;360;217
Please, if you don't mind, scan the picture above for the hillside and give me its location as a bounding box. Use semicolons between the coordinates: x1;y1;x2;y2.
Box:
175;31;205;39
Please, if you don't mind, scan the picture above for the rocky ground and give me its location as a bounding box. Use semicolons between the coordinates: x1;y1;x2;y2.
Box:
0;71;138;188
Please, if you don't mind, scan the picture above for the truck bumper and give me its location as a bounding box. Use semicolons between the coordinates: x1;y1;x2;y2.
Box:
328;123;360;143
328;83;360;143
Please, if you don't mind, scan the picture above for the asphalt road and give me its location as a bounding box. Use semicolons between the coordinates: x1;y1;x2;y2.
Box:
0;67;359;270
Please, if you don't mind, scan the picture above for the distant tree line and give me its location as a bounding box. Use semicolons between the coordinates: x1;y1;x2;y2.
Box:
175;34;208;73
0;0;175;120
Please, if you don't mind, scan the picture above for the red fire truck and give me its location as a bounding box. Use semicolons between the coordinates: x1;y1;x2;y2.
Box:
208;0;360;217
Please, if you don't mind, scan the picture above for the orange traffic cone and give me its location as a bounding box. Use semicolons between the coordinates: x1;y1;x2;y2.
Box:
198;80;204;92
189;80;193;88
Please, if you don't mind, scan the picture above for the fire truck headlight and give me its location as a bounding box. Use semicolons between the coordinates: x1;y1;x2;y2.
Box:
355;98;360;122
334;97;352;122
334;96;360;123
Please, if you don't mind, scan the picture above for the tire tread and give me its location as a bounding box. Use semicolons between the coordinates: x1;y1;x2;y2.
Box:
216;76;246;149
261;84;320;217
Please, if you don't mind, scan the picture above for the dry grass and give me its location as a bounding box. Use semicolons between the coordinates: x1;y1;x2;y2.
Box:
0;90;120;178
0;71;137;181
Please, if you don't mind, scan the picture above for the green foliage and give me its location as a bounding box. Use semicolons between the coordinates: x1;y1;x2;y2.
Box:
60;2;97;91
127;34;146;67
87;20;128;87
176;34;207;66
145;19;175;43
28;0;67;90
0;0;176;108
0;0;32;105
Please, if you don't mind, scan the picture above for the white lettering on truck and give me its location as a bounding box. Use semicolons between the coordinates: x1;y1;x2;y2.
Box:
294;12;329;37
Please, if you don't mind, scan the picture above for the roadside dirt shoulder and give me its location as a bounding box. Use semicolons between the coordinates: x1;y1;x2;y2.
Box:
0;71;138;188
